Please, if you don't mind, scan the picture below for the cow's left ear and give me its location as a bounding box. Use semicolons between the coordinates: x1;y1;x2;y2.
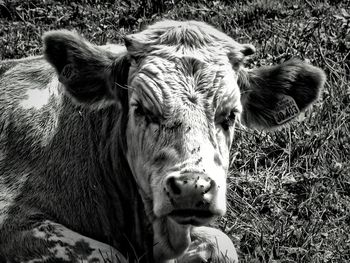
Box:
239;59;326;129
43;30;129;106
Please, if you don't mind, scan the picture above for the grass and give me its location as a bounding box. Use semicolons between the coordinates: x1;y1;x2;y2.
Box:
1;0;349;262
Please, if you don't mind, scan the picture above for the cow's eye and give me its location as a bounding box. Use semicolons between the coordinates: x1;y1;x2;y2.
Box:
133;102;159;124
220;110;237;131
134;103;145;117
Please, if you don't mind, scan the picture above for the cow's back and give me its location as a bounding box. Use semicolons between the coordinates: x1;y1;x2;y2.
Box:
0;56;44;76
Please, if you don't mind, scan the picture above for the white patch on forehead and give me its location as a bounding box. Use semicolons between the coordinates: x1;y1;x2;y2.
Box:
20;77;59;110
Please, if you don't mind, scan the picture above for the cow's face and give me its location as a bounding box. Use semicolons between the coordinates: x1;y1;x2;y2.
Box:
119;21;263;227
43;20;325;256
125;51;244;225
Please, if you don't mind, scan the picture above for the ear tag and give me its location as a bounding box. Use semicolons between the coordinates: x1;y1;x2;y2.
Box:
59;64;78;84
272;95;300;125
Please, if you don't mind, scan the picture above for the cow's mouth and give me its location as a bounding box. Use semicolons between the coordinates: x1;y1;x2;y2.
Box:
168;209;215;226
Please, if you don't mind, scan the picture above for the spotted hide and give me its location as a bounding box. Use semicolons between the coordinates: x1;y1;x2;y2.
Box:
0;20;325;263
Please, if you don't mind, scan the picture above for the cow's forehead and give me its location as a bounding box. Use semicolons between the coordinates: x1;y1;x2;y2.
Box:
124;20;247;118
128;52;241;119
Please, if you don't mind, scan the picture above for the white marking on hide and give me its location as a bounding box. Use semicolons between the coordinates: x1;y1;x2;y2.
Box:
32;221;127;262
51;243;71;261
20;88;51;110
20;77;60;110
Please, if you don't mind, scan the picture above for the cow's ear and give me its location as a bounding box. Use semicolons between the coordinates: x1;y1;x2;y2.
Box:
43;30;129;106
239;59;326;129
123;33;151;63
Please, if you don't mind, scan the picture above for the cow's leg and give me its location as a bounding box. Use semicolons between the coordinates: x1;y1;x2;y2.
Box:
1;220;127;263
176;226;238;263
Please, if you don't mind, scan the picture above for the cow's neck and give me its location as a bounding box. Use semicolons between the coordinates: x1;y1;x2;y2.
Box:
96;104;154;261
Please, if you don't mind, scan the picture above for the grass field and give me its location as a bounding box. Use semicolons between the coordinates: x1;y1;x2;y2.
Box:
1;0;349;262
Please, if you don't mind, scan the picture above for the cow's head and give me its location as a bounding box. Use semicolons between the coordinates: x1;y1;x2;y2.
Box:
44;20;325;260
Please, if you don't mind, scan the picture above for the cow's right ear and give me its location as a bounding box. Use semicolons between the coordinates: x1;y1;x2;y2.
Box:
43;30;129;106
238;59;326;129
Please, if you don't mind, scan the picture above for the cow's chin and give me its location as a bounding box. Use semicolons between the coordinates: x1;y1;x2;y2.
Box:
167;209;216;226
152;216;192;261
152;211;217;260
152;199;225;260
154;204;224;227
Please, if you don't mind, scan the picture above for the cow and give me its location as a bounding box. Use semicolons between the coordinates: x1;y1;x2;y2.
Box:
0;20;325;263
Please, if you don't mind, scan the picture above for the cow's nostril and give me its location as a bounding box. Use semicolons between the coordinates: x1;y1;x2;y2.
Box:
167;177;182;195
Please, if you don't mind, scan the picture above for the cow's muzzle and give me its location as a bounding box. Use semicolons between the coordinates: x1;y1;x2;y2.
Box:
164;173;222;226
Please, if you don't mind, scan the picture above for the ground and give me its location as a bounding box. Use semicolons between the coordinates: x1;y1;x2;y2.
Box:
0;0;349;262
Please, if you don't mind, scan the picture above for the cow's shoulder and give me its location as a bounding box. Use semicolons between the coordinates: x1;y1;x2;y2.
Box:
0;56;62;144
